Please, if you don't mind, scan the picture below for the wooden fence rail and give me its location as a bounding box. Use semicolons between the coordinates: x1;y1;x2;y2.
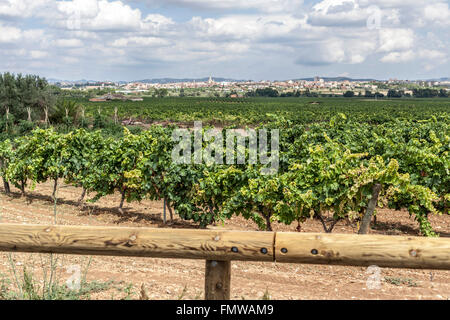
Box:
0;223;449;299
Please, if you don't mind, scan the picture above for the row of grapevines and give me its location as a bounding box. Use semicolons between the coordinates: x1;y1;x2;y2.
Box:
0;122;446;236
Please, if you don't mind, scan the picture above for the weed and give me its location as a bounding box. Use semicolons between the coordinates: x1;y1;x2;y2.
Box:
139;283;149;300
384;276;418;287
177;285;188;300
120;283;135;300
261;288;271;300
0;267;113;300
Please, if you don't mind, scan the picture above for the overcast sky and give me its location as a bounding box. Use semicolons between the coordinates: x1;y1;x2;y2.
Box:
0;0;449;81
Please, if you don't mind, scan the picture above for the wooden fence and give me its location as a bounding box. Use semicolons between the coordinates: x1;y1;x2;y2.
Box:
0;223;449;299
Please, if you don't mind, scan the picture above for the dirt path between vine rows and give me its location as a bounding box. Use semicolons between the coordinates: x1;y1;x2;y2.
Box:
0;182;449;300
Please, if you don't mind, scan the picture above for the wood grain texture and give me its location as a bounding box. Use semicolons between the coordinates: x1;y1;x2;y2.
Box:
205;260;231;300
0;223;274;261
1;223;449;270
275;232;450;270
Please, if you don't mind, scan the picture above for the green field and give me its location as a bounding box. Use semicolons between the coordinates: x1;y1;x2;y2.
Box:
83;97;450;125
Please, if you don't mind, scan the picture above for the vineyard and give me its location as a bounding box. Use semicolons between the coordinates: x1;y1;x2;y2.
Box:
82;97;450;126
0;96;449;300
0;104;448;236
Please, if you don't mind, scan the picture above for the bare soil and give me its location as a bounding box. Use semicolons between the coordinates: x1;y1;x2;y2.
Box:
0;182;449;300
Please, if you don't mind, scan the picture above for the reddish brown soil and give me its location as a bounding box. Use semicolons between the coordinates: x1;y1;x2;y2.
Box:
0;182;449;300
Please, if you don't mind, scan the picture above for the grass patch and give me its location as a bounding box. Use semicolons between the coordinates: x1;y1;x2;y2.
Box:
0;268;113;300
384;276;419;287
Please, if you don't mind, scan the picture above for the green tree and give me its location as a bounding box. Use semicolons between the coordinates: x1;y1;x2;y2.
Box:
343;91;355;98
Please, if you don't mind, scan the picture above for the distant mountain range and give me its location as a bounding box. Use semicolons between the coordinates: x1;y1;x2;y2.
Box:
133;76;384;83
133;77;251;84
293;77;377;82
47;78;127;84
48;76;375;84
48;78;95;83
47;76;449;84
425;77;450;82
48;77;249;84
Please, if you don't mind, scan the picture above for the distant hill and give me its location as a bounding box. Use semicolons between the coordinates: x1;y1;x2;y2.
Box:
425;77;450;82
133;77;250;84
136;76;378;83
49;76;378;84
48;79;100;84
47;76;450;85
293;77;377;82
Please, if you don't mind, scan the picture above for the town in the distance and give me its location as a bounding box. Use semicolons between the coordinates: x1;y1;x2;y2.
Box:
51;76;450;100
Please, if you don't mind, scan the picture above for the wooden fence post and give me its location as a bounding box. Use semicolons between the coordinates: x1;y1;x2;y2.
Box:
205;260;231;300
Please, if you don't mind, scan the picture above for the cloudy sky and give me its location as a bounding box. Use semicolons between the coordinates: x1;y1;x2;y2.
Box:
0;0;449;81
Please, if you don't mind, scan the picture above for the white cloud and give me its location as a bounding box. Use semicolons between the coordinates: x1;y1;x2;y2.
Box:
0;0;449;79
0;0;52;18
0;24;22;42
379;49;448;64
54;39;84;47
56;0;100;19
89;0;141;30
418;49;447;61
111;36;170;47
23;29;45;40
30;50;48;59
153;0;304;12
143;14;174;28
308;0;366;26
296;38;376;65
380;50;414;63
424;2;450;26
62;56;79;64
309;0;449;30
55;0;142;31
426;32;446;49
189;14;305;40
378;28;414;52
68;31;100;40
308;0;405;28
